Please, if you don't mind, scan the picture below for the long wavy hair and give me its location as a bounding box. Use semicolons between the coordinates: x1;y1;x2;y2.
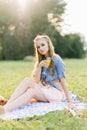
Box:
33;35;56;79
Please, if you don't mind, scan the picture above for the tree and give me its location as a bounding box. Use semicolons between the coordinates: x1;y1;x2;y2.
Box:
0;0;19;59
2;1;85;59
64;33;85;58
25;0;66;54
0;0;66;59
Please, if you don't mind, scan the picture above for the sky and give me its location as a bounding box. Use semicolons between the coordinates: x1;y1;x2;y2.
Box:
62;0;87;42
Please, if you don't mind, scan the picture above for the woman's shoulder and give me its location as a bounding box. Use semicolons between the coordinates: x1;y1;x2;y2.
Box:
53;54;63;61
53;54;65;66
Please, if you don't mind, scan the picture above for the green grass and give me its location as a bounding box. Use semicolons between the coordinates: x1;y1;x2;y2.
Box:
0;59;87;130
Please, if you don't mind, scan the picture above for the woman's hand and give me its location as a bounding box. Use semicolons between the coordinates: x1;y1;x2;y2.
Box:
39;60;49;68
68;99;79;106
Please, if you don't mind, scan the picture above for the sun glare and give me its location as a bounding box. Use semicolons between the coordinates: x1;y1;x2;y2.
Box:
18;0;27;12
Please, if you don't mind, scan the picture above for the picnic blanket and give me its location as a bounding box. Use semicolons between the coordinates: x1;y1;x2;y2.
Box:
0;93;87;120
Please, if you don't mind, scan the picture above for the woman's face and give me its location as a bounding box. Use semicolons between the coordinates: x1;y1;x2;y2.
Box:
36;39;49;57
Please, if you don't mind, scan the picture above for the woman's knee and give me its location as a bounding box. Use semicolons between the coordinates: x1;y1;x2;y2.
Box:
23;77;31;83
23;77;35;88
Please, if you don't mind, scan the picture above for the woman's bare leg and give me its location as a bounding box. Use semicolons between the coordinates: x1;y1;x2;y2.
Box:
7;78;37;104
3;87;48;113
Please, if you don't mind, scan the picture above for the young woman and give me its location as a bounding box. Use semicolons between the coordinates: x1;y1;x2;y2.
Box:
0;34;74;114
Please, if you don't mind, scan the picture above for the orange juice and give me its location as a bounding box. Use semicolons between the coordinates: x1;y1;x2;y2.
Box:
45;57;51;66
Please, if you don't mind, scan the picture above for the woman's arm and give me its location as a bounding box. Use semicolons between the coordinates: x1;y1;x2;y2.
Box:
60;77;72;103
33;60;47;83
33;65;42;83
54;55;73;103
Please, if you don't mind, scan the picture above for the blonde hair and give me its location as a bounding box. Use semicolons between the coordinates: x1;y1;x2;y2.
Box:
33;34;55;79
34;35;55;63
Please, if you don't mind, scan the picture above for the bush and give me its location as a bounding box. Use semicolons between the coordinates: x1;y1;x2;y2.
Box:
24;56;34;61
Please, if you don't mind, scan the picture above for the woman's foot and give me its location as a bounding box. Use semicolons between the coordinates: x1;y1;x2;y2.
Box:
0;105;5;114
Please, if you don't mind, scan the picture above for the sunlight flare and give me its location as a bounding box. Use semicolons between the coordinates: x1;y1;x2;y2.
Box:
18;0;27;12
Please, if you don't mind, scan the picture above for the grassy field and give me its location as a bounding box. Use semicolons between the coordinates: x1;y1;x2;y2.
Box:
0;58;87;130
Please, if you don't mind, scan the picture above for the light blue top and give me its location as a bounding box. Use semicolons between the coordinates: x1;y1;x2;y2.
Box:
41;55;66;91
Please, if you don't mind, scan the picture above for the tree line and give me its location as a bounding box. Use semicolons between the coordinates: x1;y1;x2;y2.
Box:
0;0;86;60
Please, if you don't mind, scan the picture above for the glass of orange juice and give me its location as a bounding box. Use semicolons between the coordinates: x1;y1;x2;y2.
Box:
45;57;51;66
